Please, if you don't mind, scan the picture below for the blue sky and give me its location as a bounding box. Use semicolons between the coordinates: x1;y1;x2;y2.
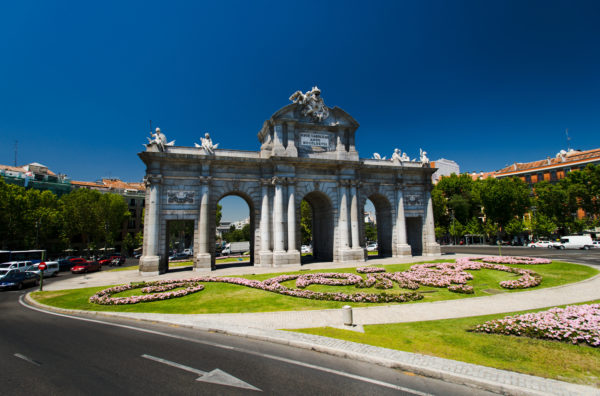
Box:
1;1;599;220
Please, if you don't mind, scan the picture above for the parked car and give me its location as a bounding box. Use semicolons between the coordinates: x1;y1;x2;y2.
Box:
0;271;39;290
57;258;74;271
366;243;378;252
592;241;600;249
183;248;193;256
0;261;33;273
27;261;59;277
71;260;102;274
0;269;17;281
554;235;595;250
301;245;312;254
98;254;126;266
527;241;556;248
68;257;87;266
169;252;190;261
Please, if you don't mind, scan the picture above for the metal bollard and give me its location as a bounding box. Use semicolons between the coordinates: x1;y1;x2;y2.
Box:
342;305;353;326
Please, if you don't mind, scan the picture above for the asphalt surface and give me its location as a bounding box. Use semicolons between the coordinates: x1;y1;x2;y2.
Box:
441;245;600;266
1;276;495;396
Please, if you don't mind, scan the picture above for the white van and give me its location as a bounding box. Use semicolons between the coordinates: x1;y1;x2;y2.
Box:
0;261;32;273
555;235;594;250
27;261;59;277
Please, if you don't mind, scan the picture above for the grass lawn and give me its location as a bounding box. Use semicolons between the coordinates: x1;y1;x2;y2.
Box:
31;260;597;315
293;300;600;387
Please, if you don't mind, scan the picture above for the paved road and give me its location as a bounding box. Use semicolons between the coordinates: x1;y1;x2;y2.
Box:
441;245;600;266
0;279;494;396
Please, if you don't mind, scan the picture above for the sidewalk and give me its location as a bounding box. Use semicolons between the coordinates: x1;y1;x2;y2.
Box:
33;254;600;396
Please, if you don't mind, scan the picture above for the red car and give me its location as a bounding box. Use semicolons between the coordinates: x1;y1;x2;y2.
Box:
98;254;126;266
71;260;102;274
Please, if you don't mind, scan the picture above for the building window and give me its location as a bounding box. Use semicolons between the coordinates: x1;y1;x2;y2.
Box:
550;171;557;181
537;173;543;183
130;198;136;206
525;174;531;184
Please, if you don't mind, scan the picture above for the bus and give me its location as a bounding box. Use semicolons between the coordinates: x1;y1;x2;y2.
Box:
0;250;46;264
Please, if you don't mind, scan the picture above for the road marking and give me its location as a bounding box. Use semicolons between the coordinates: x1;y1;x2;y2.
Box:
141;354;261;391
14;353;41;366
20;296;429;395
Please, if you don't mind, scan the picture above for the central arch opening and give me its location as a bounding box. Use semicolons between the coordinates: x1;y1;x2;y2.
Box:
216;193;254;268
301;191;334;262
364;194;393;258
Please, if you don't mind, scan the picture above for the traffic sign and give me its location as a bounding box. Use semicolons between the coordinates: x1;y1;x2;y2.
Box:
38;262;47;271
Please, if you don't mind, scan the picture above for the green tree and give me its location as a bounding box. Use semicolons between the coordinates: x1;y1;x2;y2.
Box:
477;177;530;233
449;220;465;244
531;213;556;238
505;218;525;239
216;203;222;227
364;223;377;242
300;200;312;245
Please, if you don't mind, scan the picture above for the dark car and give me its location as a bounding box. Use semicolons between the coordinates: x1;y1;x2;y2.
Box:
0;271;39;290
57;258;75;271
71;261;102;274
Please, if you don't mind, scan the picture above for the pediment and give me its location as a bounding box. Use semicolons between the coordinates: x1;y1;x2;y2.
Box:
269;103;359;128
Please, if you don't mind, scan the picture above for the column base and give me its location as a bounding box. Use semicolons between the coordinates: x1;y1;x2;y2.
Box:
194;253;212;270
258;251;273;267
338;248;365;262
423;242;441;256
273;250;301;266
394;244;413;257
139;255;161;275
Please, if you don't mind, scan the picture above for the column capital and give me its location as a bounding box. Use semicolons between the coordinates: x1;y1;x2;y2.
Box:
271;176;285;185
260;177;272;187
350;180;361;189
198;175;212;185
338;179;351;187
285;177;296;186
144;174;162;187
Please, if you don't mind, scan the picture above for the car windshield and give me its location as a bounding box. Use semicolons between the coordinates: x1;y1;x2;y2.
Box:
0;263;10;269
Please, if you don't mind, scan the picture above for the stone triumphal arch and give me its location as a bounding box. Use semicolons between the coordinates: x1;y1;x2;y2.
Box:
139;87;440;275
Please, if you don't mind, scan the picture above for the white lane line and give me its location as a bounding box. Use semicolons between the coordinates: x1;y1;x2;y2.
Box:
20;296;429;395
142;354;205;376
14;353;41;366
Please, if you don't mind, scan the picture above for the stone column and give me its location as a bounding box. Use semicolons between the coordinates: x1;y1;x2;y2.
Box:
195;176;212;270
338;180;350;249
423;186;441;256
394;183;412;256
272;176;285;253
350;182;361;250
139;174;162;275
259;178;273;266
287;178;298;253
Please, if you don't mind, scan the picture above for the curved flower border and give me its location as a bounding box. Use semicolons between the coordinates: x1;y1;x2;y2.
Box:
89;256;550;305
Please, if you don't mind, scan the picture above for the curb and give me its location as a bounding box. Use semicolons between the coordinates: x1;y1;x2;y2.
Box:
24;293;599;396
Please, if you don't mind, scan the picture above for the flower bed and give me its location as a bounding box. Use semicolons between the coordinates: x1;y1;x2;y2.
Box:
89;256;549;305
473;304;600;347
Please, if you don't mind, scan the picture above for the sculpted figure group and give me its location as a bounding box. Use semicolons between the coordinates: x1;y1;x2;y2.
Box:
289;86;330;122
